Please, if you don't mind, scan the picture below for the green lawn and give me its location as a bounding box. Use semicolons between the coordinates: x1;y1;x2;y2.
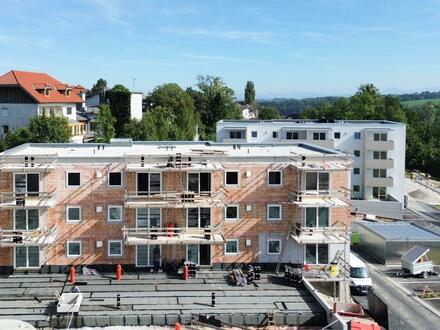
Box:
401;98;440;107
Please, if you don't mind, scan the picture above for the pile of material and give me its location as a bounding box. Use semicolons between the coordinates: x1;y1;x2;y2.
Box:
285;265;303;287
227;266;262;286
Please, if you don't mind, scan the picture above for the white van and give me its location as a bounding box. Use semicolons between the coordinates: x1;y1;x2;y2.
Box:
349;252;373;294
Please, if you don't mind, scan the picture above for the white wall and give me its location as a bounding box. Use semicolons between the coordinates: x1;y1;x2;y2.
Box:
130;93;143;120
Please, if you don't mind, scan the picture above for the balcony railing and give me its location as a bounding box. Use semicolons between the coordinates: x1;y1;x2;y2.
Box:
288;189;349;207
125;190;224;208
290;223;350;244
0;226;57;247
365;176;394;187
122;225;225;245
0;155;57;172
366;139;395;151
365;158;394;169
0;191;57;209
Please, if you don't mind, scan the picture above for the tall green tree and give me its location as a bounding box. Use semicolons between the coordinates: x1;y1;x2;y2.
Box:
94;104;116;143
28;114;71;143
91;78;107;94
258;106;280;120
123;112;158;141
106;84;131;136
245;81;256;105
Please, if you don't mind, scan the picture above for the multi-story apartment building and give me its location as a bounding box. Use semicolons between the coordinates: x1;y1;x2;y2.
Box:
0;139;350;275
0;70;87;143
217;119;406;219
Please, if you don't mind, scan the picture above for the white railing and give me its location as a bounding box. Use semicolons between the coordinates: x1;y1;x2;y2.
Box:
0;191;57;208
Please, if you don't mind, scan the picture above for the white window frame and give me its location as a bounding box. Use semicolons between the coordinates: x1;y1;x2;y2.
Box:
267;239;281;255
304;207;330;227
267;204;282;221
136;208;162;228
267;170;283;186
67;240;82;258
304;243;329;265
13;172;40;193
225;171;240;187
224;239;239;255
108;240;123;257
108;171;123;187
66;172;81;188
108;205;123;222
373;132;388;141
135;245;162;267
304;171;330;192
224;205;239;221
14;246;40;269
66;206;81;223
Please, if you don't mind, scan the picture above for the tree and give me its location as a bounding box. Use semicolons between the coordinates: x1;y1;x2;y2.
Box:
94;104;116;143
146;83;196;140
245;81;256;105
189;75;242;140
106;84;131;136
28;114;70;143
258;106;280;120
91;78;107;94
123;112;158;141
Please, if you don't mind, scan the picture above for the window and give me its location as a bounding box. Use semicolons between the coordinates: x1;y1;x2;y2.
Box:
229;130;244;139
225;240;239;255
108;172;122;187
188;172;211;194
373;133;387;141
373;169;387;178
225;171;239;186
305;208;329;227
66;206;81;223
334;132;341;139
354;150;361;157
354;132;361;139
353;185;360;192
67;172;81;187
15;246;39;268
44;88;50;96
313;132;326;140
2;125;9;134
108;205;122;222
286;131;306;140
268;170;282;186
353;168;360;175
305;172;329;191
272;131;278;138
67;241;82;257
66;90;71;96
373;187;387;200
137;208;161;228
187;207;211;228
267;204;282;221
373;151;387;160
14;209;39;230
225;205;239;221
305;244;328;264
14;173;39;195
267;239;281;254
137;172;161;194
108;240;123;257
66;107;72;115
251;131;258;138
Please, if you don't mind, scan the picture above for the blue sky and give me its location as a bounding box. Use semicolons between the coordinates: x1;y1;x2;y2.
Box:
1;0;440;99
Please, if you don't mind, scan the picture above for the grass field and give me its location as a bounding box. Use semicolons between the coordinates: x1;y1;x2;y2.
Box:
401;98;440;107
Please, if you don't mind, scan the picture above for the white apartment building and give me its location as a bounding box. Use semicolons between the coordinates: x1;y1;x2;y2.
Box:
216;119;406;219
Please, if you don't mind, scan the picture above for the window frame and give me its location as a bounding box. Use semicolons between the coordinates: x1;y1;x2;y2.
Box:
353;185;360;192
353;168;360;175
267;204;282;221
267;239;281;255
14;209;39;231
304;207;330;227
108;240;123;257
66;206;81;223
136;208;162;228
334;132;341;139
108;205;123;222
354;132;361;139
225;171;239;187
187;171;212;194
373;186;387;200
373;151;387;160
251;131;258;138
186;207;211;228
373;169;387;178
66;240;82;258
224;239;239;255
354;150;361;157
229;130;244;139
224;205;239;221
108;171;123;187
373;132;387;141
272;131;278;138
304;243;329;265
305;171;330;192
136;172;162;194
66;172;81;188
267;170;282;186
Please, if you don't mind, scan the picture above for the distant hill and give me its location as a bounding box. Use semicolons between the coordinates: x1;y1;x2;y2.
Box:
259;90;440;116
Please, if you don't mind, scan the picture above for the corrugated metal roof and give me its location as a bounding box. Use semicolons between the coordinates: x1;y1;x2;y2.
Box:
401;245;430;264
361;222;440;241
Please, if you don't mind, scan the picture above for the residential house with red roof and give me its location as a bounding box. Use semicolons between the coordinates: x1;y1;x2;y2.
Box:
0;70;87;143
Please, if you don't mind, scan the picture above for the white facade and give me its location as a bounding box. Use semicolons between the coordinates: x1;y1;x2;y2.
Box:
216;119;406;218
130;93;143;120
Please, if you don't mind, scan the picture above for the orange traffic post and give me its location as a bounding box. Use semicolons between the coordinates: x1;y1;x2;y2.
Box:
183;265;189;281
70;266;76;284
116;264;122;281
175;322;181;330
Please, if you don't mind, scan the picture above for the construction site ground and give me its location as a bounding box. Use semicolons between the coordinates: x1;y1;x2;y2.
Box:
0;270;327;329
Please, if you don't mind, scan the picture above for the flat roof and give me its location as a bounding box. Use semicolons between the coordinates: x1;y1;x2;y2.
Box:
218;119;405;127
360;222;440;241
0;139;347;160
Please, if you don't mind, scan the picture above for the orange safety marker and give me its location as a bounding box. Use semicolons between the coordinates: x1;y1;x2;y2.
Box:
70;266;76;284
183;265;189;280
116;264;122;281
175;322;181;330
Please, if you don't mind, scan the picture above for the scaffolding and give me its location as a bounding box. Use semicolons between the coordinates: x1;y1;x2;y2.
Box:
0;191;57;209
0;154;57;172
0;226;57;247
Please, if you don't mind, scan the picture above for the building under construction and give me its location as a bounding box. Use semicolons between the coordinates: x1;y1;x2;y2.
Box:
0;139;351;280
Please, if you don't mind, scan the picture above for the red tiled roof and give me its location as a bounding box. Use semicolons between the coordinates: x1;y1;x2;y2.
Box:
0;70;84;103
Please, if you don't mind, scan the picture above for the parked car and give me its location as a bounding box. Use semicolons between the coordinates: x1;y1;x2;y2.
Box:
350;252;373;294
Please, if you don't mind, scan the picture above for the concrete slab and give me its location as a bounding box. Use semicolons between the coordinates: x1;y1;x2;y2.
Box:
152;314;166;326
138;314;152;326
124;314;138;326
109;314;124;326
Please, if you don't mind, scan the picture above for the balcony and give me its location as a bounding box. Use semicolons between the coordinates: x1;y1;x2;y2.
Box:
365;158;394;169
365;176;394;187
0;191;57;209
122;226;225;245
0;155;57;172
366;140;394;151
0;226;57;247
125;191;224;208
289;192;348;208
306;139;335;149
290;223;350;244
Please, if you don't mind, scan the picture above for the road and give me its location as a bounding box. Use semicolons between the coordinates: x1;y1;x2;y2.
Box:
353;251;440;330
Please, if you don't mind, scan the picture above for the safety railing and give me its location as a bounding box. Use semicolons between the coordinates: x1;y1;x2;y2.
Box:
0;190;57;209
